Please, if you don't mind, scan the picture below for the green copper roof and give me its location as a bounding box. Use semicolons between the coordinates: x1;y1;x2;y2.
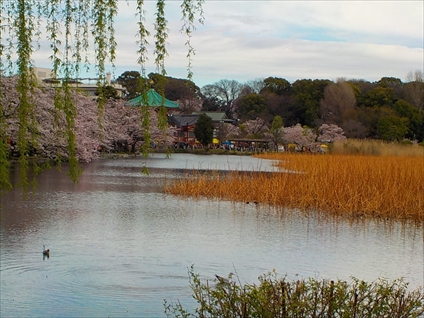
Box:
126;89;179;108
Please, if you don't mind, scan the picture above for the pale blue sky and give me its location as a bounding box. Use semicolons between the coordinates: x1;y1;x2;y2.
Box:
30;0;424;87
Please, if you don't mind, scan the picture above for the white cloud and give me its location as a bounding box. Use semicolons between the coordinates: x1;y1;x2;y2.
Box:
257;1;423;47
13;0;424;87
190;35;423;84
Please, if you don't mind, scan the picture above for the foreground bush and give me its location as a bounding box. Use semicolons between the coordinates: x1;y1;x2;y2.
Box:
164;268;424;318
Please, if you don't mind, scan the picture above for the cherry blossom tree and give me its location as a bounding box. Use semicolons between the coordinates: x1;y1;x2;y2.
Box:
225;123;241;139
2;76;177;163
1;0;203;187
178;97;203;114
283;124;317;151
317;124;347;143
282;123;346;152
241;117;268;137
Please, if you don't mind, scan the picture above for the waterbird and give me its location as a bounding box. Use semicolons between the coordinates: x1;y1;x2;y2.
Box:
215;274;230;284
43;245;50;257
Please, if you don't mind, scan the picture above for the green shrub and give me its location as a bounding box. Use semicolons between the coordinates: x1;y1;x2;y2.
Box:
165;266;424;317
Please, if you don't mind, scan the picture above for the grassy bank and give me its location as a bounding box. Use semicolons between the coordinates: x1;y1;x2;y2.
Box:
164;152;424;221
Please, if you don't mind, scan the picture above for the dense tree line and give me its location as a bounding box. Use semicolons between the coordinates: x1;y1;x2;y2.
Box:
116;70;424;142
2;70;422;170
216;74;423;142
3;70;423;157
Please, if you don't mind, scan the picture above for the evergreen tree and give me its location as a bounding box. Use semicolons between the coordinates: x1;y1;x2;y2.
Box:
270;115;284;151
194;114;214;148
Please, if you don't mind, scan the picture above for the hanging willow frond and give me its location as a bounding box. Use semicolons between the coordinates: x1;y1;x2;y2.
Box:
92;0;118;140
92;0;117;81
141;103;151;157
154;0;168;76
14;0;39;190
92;0;108;84
63;0;81;181
0;111;11;191
44;0;63;78
135;0;150;77
157;104;169;156
106;0;118;72
181;0;204;80
74;0;91;74
0;7;12;190
196;0;205;24
134;0;151;159
181;0;195;81
1;0;205;188
63;81;82;181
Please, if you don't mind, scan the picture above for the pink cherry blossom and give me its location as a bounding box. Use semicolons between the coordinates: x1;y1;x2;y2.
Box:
2;76;177;162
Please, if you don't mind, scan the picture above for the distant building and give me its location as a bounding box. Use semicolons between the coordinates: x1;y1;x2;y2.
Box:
192;111;234;124
32;67;124;97
33;67;55;82
126;89;179;109
168;112;235;146
168;114;199;146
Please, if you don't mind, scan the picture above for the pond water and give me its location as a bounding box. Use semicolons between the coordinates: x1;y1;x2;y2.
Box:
1;153;423;317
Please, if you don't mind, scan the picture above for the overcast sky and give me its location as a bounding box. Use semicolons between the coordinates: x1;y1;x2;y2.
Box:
32;0;424;88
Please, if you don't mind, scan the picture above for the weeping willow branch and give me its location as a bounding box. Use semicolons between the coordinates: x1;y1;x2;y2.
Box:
74;0;91;74
92;0;108;111
0;66;11;192
44;0;66;169
15;0;39;190
63;81;82;182
92;0;118;154
141;103;151;156
135;0;150;78
1;1;14;73
0;0;11;191
63;0;81;181
44;0;62;78
181;0;204;81
135;0;151;162
157;104;170;156
0;113;11;191
106;0;118;73
1;0;204;188
154;0;168;76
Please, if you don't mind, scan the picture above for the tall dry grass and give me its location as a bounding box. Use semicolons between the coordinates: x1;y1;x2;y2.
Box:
331;139;424;157
164;153;424;221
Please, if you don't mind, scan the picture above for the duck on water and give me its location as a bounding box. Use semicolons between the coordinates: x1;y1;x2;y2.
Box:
43;245;50;258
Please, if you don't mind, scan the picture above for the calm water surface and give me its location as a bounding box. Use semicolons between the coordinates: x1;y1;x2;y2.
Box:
1;154;423;317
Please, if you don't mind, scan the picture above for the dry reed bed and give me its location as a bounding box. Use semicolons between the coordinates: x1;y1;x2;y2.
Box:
332;139;424;157
164;154;424;221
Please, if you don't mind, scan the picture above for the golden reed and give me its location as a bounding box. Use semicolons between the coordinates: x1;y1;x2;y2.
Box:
164;151;424;221
331;139;424;157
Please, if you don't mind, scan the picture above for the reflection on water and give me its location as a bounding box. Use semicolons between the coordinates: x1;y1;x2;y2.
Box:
1;154;423;317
